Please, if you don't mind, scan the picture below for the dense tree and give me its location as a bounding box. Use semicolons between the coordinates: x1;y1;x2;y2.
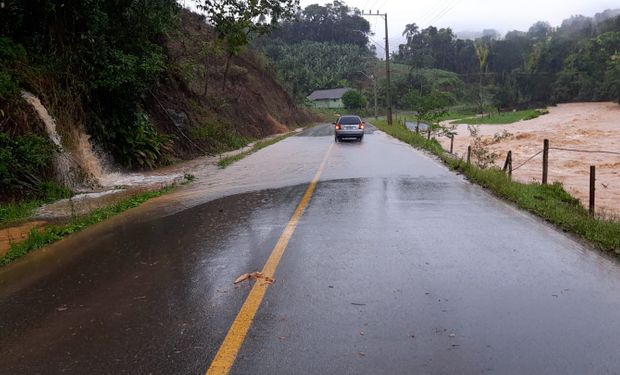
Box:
269;1;370;47
1;0;180;168
262;40;370;100
392;9;620;109
342;90;367;109
257;1;373;99
196;0;299;89
396;24;458;71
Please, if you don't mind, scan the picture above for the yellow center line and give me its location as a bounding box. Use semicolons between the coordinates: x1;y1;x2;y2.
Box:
206;142;334;375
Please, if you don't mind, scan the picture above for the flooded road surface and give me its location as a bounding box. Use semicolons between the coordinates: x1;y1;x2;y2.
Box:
2;123;620;374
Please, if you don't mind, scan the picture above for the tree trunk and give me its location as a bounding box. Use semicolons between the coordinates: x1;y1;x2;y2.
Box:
203;57;209;97
222;52;233;91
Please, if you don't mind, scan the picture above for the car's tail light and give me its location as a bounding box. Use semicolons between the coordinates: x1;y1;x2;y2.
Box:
359;123;365;129
335;124;341;130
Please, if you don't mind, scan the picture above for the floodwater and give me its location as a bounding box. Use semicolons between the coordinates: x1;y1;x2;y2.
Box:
2;123;620;373
439;102;620;217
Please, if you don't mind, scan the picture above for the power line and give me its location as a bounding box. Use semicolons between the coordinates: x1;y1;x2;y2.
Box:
428;0;464;25
417;0;452;26
376;0;390;12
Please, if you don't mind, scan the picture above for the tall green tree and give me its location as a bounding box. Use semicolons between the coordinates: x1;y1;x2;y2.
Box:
197;0;300;89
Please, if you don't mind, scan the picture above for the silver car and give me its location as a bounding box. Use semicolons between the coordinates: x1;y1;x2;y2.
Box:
334;115;365;142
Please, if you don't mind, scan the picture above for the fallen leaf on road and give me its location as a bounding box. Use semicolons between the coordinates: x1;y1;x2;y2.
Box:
358;352;365;357
234;271;275;285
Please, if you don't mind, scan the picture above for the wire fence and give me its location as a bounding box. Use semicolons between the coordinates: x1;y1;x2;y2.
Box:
549;146;620;156
511;151;543;172
436;133;620;217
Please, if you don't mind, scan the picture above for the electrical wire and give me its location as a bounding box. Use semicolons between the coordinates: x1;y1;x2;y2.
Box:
417;0;452;27
427;0;464;25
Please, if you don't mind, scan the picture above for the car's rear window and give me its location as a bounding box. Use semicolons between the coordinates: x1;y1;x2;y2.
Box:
338;116;361;125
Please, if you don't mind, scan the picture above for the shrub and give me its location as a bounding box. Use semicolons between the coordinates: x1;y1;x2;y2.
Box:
342;90;367;110
0;132;58;198
95;112;172;170
190;121;250;152
0;37;26;102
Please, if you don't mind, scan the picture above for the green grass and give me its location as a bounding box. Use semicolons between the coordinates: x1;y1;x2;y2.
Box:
371;119;620;253
189;121;251;153
451;109;547;125
218;132;296;168
400;110;476;124
0;182;73;227
0;200;42;225
0;185;176;266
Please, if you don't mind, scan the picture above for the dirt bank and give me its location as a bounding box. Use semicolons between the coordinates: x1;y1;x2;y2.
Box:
439;102;620;217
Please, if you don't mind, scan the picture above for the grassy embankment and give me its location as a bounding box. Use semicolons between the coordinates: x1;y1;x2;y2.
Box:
0;184;73;228
218;132;298;168
371;119;620;253
398;108;547;126
451;109;548;124
0;185;177;266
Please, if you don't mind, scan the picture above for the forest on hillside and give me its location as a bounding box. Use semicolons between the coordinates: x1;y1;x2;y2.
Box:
0;0;306;202
257;2;620;110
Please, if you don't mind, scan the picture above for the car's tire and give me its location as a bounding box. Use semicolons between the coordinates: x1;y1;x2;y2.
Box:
334;135;339;142
359;135;364;142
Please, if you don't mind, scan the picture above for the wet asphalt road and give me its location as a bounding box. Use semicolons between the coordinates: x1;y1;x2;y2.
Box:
2;123;620;374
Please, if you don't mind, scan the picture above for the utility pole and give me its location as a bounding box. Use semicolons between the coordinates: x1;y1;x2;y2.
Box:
362;10;392;125
357;71;378;119
373;74;378;119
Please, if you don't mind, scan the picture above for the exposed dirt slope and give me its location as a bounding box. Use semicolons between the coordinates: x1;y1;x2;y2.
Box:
147;10;315;159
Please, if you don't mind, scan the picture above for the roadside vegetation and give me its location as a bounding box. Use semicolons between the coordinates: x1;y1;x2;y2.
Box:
218;132;297;168
0;185;176;266
1;1;308;224
371;119;620;253
451;109;548;125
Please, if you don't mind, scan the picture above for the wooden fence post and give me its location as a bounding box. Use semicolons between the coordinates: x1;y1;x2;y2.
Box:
467;145;471;165
503;150;512;179
427;128;431;140
415;122;419;134
450;135;454;154
589;165;596;216
542;139;549;184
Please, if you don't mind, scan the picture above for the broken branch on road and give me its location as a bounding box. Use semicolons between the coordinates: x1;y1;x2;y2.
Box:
234;271;275;285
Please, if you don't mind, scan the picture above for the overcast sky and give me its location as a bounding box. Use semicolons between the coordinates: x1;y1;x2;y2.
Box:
300;0;619;50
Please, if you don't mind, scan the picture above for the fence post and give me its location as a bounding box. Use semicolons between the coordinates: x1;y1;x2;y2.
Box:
450;135;454;154
589;165;596;216
503;150;512;177
415;121;419;134
467;145;471;165
542;139;549;184
427;128;431;140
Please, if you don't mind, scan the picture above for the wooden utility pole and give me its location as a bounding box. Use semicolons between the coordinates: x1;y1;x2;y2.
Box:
362;10;392;125
373;75;378;119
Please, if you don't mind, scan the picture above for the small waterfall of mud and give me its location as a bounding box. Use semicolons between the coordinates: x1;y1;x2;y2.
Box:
21;91;183;199
21;91;81;188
